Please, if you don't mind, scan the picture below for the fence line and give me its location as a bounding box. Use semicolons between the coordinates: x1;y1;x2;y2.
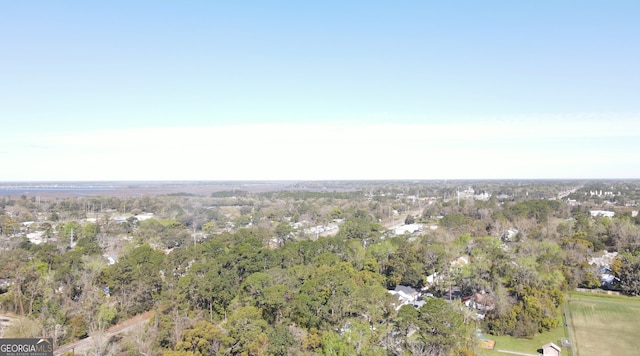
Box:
564;298;577;356
575;288;621;296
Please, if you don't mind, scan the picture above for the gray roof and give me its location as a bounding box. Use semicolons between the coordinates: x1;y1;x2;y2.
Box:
394;285;418;296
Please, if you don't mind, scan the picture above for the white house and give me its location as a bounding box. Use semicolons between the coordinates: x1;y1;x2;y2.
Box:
388;285;420;310
135;213;155;221
26;231;46;245
393;223;423;235
589;210;615;218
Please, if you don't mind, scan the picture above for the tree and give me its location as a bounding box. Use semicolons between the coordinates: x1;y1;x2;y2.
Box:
405;214;415;225
66;315;89;341
321;331;355;356
613;253;640;296
262;285;288;324
240;272;272;301
99;244;164;316
61;221;82;247
414;298;470;356
94;303;117;332
267;325;296;356
291;262;357;329
394;304;419;337
0;215;19;236
226;306;269;355
275;222;293;239
82;222;99;240
177;262;238;321
439;214;471;232
336;214;383;240
174;320;231;356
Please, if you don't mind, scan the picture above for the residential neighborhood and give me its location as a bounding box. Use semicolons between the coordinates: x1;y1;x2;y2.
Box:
1;180;640;355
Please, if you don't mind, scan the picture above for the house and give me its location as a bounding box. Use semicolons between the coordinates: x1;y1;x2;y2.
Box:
103;255;118;265
26;231;46;245
463;292;496;320
464;292;496;312
0;279;12;290
393;223;423;235
474;191;491;201
424;272;440;287
135;213;155;221
541;342;561;356
423;256;469;289
451;256;469;267
268;237;285;249
502;228;519;242
589;251;619;286
458;187;475;199
589;210;615;218
388;285;420;310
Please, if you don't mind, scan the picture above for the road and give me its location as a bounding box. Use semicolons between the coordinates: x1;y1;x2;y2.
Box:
54;311;153;355
383;207;426;229
497;350;539;356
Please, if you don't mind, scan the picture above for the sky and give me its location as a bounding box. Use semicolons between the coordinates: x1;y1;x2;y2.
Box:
1;1;639;181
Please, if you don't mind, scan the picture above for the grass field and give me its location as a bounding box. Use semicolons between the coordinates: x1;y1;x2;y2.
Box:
567;292;640;356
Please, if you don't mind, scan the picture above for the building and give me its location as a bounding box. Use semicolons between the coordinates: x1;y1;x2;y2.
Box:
451;256;469;267
541;342;561;356
393;223;423;235
135;213;155;221
0;279;12;290
388;285;420;310
589;210;615;218
464;292;496;312
588;250;619;286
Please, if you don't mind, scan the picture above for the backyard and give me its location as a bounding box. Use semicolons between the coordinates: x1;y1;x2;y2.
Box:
476;312;569;356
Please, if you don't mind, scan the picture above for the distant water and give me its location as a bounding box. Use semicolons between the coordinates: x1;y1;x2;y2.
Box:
0;183;116;196
0;181;297;197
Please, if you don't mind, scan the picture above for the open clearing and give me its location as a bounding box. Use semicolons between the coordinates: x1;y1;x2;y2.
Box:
567;292;640;356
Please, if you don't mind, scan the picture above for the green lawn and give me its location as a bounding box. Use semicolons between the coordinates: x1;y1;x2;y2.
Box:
566;292;640;356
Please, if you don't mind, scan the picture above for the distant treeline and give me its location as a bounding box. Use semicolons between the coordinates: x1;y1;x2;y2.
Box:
260;190;364;200
211;190;249;198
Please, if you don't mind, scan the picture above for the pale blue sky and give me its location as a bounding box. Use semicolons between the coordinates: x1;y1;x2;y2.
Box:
1;1;639;180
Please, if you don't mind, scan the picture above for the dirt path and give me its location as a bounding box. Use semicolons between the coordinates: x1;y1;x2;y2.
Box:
0;313;17;336
54;311;154;355
497;350;538;356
